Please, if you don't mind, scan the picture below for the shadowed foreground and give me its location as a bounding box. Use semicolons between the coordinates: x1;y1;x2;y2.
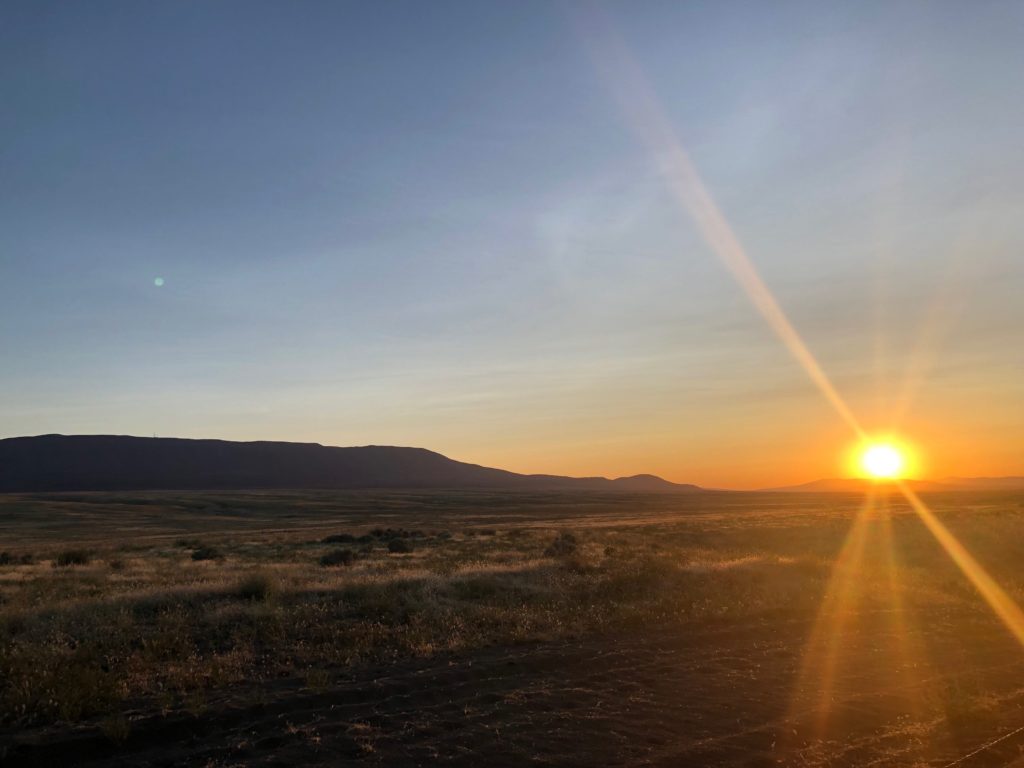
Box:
3;490;1024;766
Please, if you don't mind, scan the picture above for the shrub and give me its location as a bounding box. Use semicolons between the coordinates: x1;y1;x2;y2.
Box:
387;538;413;554
191;546;223;562
236;572;276;602
321;533;357;544
55;549;91;567
544;532;578;558
319;548;356;567
108;558;127;571
372;528;415;541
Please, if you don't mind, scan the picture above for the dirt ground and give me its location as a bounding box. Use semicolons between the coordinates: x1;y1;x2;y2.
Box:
4;490;1024;766
8;606;1024;766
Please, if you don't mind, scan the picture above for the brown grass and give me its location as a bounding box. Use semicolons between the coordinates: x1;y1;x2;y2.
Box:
0;488;1021;731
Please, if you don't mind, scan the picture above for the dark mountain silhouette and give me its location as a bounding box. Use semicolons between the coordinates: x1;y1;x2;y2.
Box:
0;435;702;494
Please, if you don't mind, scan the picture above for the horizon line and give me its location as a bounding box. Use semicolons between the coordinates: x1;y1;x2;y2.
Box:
2;432;1022;492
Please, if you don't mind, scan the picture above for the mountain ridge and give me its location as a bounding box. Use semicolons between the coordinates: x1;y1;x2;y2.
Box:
0;434;703;494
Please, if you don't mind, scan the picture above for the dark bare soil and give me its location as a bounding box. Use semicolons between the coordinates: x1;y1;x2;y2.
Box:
6;608;1024;767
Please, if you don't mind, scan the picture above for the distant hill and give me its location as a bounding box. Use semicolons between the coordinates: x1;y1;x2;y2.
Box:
0;435;703;494
763;477;1024;493
762;477;951;493
939;476;1024;491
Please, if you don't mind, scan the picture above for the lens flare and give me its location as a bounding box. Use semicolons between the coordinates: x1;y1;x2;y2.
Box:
571;4;1024;711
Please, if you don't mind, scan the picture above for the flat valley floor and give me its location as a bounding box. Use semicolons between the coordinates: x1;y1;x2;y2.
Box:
3;489;1024;766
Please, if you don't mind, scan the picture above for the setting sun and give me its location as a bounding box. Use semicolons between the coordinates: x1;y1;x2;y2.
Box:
861;444;905;479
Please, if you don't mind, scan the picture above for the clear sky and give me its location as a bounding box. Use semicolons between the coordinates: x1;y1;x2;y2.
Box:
2;1;1023;488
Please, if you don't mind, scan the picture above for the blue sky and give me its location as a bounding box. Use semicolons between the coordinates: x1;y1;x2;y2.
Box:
2;1;1023;486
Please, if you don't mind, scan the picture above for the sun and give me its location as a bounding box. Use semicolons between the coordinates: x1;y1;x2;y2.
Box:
860;443;905;479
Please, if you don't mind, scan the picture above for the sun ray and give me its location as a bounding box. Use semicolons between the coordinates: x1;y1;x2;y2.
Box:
787;492;876;741
877;494;933;727
897;481;1024;647
570;6;866;441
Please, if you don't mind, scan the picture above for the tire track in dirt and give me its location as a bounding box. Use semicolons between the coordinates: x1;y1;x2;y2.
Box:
6;610;1024;767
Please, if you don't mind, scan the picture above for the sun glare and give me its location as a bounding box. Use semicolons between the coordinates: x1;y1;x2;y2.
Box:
860;444;905;479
